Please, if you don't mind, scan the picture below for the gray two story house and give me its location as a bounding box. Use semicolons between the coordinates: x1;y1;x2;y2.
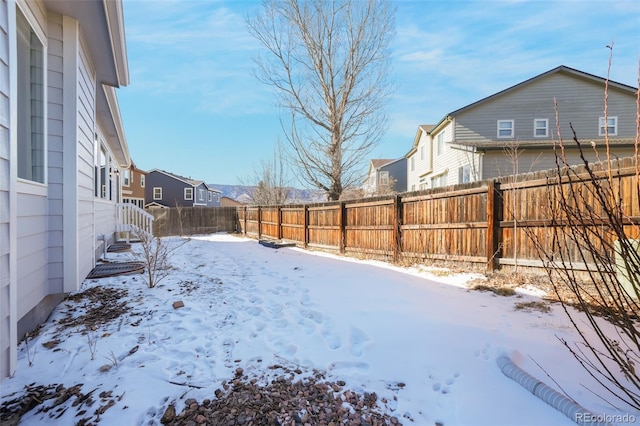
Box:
406;65;638;190
363;158;407;196
145;169;221;208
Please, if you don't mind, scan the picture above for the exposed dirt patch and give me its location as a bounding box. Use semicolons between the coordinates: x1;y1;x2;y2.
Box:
0;382;122;426
56;286;131;333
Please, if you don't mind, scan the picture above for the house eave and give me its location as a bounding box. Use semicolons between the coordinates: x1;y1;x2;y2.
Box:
98;85;130;168
43;0;129;87
450;137;637;151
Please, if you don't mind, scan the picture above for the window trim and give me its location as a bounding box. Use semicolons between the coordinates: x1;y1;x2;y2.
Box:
15;5;47;184
184;187;193;200
379;171;389;186
599;116;618;136
140;175;145;188
497;120;514;139
436;132;445;156
153;187;162;200
534;118;548;138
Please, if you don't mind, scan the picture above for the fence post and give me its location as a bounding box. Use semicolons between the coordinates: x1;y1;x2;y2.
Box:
393;195;403;262
277;206;282;240
257;206;262;240
486;180;502;271
303;205;309;248
339;202;346;254
243;206;247;235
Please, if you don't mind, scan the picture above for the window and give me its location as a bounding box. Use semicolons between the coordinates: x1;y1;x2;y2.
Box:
497;120;514;138
198;188;204;201
140;175;145;187
410;157;415;171
17;8;45;183
458;164;471;183
436;132;445;155
599;116;617;136
431;172;448;188
208;191;213;202
534;119;548;137
216;193;220;202
123;169;130;186
379;171;389;186
153;187;162;200
99;147;107;199
184;188;193;200
420;145;425;161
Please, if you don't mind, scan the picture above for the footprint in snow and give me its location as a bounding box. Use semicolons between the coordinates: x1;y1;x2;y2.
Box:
348;326;370;357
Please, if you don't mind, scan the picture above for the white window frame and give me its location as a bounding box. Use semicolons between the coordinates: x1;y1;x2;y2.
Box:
153;187;162;200
431;172;448;188
123;169;130;186
436;132;445;155
497;120;514;138
208;191;213;202
379;171;389;186
599;116;618;136
184;188;193;200
534;119;548;138
410;156;415;171
140;175;145;187
458;164;471;183
198;188;204;201
420;145;425;161
16;5;46;184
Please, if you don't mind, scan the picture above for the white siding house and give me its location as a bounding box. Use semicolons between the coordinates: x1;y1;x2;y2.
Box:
406;66;638;190
0;0;131;381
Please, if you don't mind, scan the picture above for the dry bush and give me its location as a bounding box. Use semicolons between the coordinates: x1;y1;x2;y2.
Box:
526;53;640;410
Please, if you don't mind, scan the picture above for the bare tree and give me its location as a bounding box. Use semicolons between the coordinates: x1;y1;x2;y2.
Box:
246;0;395;201
241;142;291;206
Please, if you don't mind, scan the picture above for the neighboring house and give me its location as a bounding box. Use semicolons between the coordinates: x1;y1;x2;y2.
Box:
121;162;147;208
145;169;221;208
406;66;638;190
1;0;133;380
363;158;407;196
220;196;244;207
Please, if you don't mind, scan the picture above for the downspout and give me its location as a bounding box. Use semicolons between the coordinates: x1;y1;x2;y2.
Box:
496;355;612;426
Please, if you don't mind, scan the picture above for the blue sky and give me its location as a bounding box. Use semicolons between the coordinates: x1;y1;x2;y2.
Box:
118;0;639;187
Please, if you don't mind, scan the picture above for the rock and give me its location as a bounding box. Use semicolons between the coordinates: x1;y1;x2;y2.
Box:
160;404;175;424
172;300;185;309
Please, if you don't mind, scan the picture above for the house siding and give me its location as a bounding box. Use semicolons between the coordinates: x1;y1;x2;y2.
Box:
76;34;97;283
14;0;51;341
0;0;11;380
407;129;434;191
146;171;190;207
481;147;638;180
410;122;482;190
454;73;636;144
47;12;63;296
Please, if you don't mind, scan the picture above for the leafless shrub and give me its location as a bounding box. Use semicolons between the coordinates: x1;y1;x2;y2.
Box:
86;328;98;361
136;232;188;288
526;50;640;410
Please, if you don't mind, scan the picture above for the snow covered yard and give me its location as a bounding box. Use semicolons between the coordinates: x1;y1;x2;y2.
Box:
1;233;638;426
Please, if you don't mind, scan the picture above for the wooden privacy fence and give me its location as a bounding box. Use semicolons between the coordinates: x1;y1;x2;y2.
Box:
150;207;239;237
237;158;640;272
238;181;502;269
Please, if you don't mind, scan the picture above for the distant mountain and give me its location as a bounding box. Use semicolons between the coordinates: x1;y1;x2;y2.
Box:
209;184;327;204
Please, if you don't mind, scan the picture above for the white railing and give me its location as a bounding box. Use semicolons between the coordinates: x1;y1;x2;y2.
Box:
116;203;154;242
